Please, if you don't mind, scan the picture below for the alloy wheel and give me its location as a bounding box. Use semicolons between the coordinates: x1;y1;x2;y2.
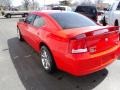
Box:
41;48;51;70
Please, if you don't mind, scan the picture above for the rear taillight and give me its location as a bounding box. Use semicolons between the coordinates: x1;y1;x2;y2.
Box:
69;34;87;54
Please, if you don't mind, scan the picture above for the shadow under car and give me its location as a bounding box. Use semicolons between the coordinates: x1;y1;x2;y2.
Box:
7;37;108;90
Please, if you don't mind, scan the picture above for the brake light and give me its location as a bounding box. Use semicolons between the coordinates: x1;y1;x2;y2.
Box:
69;34;87;54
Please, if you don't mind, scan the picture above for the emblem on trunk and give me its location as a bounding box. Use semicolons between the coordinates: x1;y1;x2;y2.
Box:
89;46;96;53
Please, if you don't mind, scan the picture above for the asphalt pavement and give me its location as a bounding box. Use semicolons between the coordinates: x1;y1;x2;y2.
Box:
0;16;120;90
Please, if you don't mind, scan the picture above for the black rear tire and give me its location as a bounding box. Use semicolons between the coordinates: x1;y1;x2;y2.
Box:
115;21;119;26
115;20;119;30
6;14;11;18
40;45;56;73
17;28;24;41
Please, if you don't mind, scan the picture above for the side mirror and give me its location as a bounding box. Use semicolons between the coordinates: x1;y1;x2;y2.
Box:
19;18;25;22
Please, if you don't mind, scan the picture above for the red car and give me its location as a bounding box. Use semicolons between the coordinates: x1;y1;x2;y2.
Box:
17;11;120;76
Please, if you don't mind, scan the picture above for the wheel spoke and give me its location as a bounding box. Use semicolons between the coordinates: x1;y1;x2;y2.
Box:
41;54;45;58
46;61;50;68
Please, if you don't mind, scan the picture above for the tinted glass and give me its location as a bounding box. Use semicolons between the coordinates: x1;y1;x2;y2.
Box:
75;6;97;14
25;14;36;24
117;2;120;10
33;16;45;27
50;12;97;29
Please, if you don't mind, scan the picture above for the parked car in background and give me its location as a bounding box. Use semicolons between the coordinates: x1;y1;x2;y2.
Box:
75;6;98;22
1;10;30;18
17;11;120;76
101;0;120;26
52;6;72;11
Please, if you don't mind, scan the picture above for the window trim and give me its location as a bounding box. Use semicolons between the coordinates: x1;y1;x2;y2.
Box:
25;14;36;25
50;12;97;29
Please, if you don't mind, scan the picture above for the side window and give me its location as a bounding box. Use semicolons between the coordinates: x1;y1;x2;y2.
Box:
117;2;120;10
33;16;45;27
25;14;36;24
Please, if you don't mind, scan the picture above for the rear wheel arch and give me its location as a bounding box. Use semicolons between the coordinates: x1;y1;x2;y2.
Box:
39;42;52;54
39;42;56;63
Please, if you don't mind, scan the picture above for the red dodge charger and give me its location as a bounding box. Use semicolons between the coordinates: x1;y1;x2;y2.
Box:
17;11;120;76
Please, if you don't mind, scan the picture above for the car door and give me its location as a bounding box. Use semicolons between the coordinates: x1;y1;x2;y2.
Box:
27;15;45;52
23;14;36;44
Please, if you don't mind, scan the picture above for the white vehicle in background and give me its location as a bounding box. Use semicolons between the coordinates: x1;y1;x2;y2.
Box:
102;0;120;26
51;6;72;11
1;10;30;18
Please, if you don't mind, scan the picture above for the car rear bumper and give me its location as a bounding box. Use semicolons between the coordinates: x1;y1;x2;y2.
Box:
72;53;117;76
57;45;119;76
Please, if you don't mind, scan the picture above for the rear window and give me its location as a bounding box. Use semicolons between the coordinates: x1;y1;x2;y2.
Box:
50;12;97;29
75;6;97;14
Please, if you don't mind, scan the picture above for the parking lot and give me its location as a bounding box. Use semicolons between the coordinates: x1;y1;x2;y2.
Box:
0;17;120;90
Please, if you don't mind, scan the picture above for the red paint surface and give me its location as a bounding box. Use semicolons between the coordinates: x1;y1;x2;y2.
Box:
17;11;120;76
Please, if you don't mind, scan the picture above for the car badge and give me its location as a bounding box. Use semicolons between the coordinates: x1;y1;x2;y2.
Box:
90;46;96;53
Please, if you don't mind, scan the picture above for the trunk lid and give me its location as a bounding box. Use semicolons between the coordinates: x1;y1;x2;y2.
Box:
60;26;119;54
86;30;119;54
